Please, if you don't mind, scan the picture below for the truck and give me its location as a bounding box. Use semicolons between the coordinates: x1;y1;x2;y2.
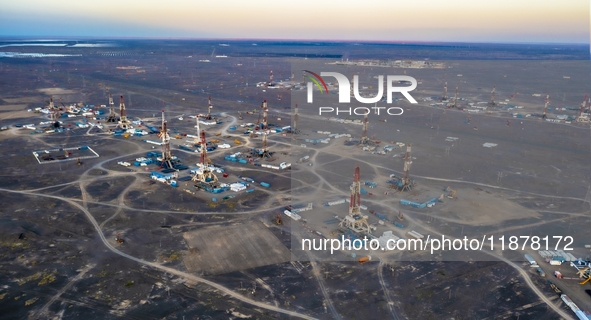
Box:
358;256;371;263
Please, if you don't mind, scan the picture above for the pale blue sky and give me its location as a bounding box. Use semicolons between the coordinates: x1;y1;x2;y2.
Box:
0;0;588;43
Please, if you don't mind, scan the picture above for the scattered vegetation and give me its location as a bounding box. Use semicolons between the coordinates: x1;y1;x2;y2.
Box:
16;270;57;286
38;271;57;285
24;297;38;306
169;252;181;261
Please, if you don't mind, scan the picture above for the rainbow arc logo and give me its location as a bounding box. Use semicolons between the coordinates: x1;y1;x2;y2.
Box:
303;70;329;94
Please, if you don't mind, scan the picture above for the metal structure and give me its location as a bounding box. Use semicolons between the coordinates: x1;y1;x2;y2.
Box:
452;86;458;108
106;94;117;123
292;103;301;134
488;85;496;107
339;165;371;234
269;70;274;86
238;111;243;120
205;96;213;120
194;116;201;145
258;100;273;159
542;95;550;119
158;111;174;169
442;81;448;101
48;97;60;122
192;129;218;186
576;94;590;123
117;95;132;129
261;100;268;130
401;144;414;192
359;112;369;145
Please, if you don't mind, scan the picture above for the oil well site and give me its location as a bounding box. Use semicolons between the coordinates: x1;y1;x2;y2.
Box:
0;40;590;319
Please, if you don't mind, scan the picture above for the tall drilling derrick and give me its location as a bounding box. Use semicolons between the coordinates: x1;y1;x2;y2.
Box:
542;95;550;119
401;144;414;192
577;94;590;122
192;129;218;186
206;96;213;120
442;82;448;101
261;100;268;130
292;103;300;134
48;97;60;122
158;111;174;169
451;86;458;108
193;116;201;145
250;110;261;138
488;85;496;107
339;165;371;234
106;94;117;123
117;95;132;130
267;70;274;87
258;100;273;159
359;112;369;145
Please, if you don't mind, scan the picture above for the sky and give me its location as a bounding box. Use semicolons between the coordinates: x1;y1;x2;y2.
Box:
0;0;589;44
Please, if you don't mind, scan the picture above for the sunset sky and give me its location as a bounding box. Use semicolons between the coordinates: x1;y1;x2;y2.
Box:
0;0;588;43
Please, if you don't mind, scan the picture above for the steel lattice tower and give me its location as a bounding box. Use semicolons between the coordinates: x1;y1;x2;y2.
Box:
259;100;273;159
543;95;550;119
359;112;369;144
48;97;60;122
106;94;117;122
192;129;218;185
339;165;371;234
117;95;132;129
292;103;300;134
206;96;213;120
489;85;496;107
158;111;174;168
401;144;414;192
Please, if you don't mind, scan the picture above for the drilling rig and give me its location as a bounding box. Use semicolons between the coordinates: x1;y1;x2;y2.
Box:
401;144;414;191
488;85;496;108
291;103;300;134
339;165;371;234
576;94;590;123
192;128;219;188
158;111;174;169
359;112;370;145
256;100;273;159
106;94;118;123
207;96;213;120
447;86;458;108
267;70;274;87
542;95;550;120
441;81;448;101
117;95;132;130
48;97;61;126
387;144;415;191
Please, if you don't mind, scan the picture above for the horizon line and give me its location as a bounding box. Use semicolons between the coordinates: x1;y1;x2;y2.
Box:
0;36;588;46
